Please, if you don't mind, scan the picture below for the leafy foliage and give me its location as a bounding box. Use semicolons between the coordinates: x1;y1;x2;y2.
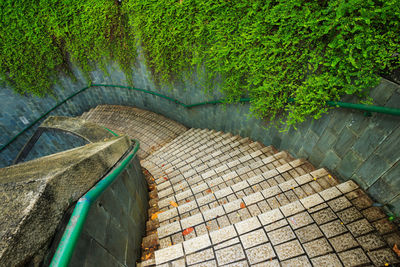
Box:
127;0;400;127
0;0;135;96
1;0;399;127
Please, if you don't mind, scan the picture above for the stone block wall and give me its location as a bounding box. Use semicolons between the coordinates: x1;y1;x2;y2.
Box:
68;155;148;267
0;55;399;214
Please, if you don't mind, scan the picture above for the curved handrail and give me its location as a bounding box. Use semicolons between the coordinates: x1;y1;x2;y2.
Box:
1;83;399;154
50;138;140;267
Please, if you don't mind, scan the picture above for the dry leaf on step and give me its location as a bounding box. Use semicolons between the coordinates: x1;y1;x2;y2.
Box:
170;201;178;207
182;227;194;236
393;244;400;257
240;202;246;209
150;211;163;220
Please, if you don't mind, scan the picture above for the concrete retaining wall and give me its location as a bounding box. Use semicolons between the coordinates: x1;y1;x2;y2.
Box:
68;155;148;267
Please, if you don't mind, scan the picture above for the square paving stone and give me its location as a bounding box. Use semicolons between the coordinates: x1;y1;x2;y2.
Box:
338;248;370;267
280;200;305;217
155;244;184;265
181;213;204;229
267;225;296;245
183;234;212;254
245;243;276;265
275;240;305;261
178;201;198;214
356;233;386;251
336;207;363;224
347;218;374;237
337;180;359;194
329;233;358;252
202;206;225;221
303;238;333;258
373;218;398;235
210;225;237;244
264;219;288;232
235;216;262;235
311;253;343;267
361;207;386;222
328;196;352;212
243;192;264;206
240;228;269;249
300;194;325;209
288;211;314;229
215;244;246;265
295;224;324;243
224;199;243;213
320;187;342;201
320;220;347;238
262;186;282;199
367;248;400;266
186;248;214;265
214;237;240;250
280;255;312;267
351;195;373;210
158;221;181;238
258;209;284;225
311;208;338;225
307;203;329;213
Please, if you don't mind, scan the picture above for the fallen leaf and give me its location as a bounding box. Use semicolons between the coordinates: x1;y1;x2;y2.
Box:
206;226;211;230
206;189;212;193
240;202;246;209
163;177;168;181
185;199;190;203
145;254;151;260
170;201;178;207
182;227;194;236
161;164;165;167
151;211;164;220
394;244;400;257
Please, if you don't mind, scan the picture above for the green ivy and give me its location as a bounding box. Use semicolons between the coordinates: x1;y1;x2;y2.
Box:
0;0;135;96
1;0;399;127
126;0;400;128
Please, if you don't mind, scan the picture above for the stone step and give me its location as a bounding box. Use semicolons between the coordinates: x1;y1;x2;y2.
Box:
148;129;227;161
145;136;262;184
152;181;400;266
142;129;230;176
81;105;188;158
147;133;249;172
156;158;314;213
146;128;203;157
154;137;259;178
154;168;338;249
156;148;286;200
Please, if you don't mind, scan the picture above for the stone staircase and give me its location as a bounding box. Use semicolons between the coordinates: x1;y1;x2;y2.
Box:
82;105;400;267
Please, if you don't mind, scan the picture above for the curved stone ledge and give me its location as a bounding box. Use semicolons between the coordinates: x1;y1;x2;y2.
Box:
40;116;115;142
0;136;131;266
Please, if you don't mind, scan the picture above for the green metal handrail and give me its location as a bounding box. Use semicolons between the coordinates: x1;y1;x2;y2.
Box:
1;83;400;155
50;137;140;267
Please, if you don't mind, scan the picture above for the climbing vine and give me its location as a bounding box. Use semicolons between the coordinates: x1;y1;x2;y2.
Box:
0;0;135;96
1;0;399;127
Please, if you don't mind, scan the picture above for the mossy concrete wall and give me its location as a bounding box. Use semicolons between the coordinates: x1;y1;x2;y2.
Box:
0;136;131;266
0;56;399;214
69;155;148;267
